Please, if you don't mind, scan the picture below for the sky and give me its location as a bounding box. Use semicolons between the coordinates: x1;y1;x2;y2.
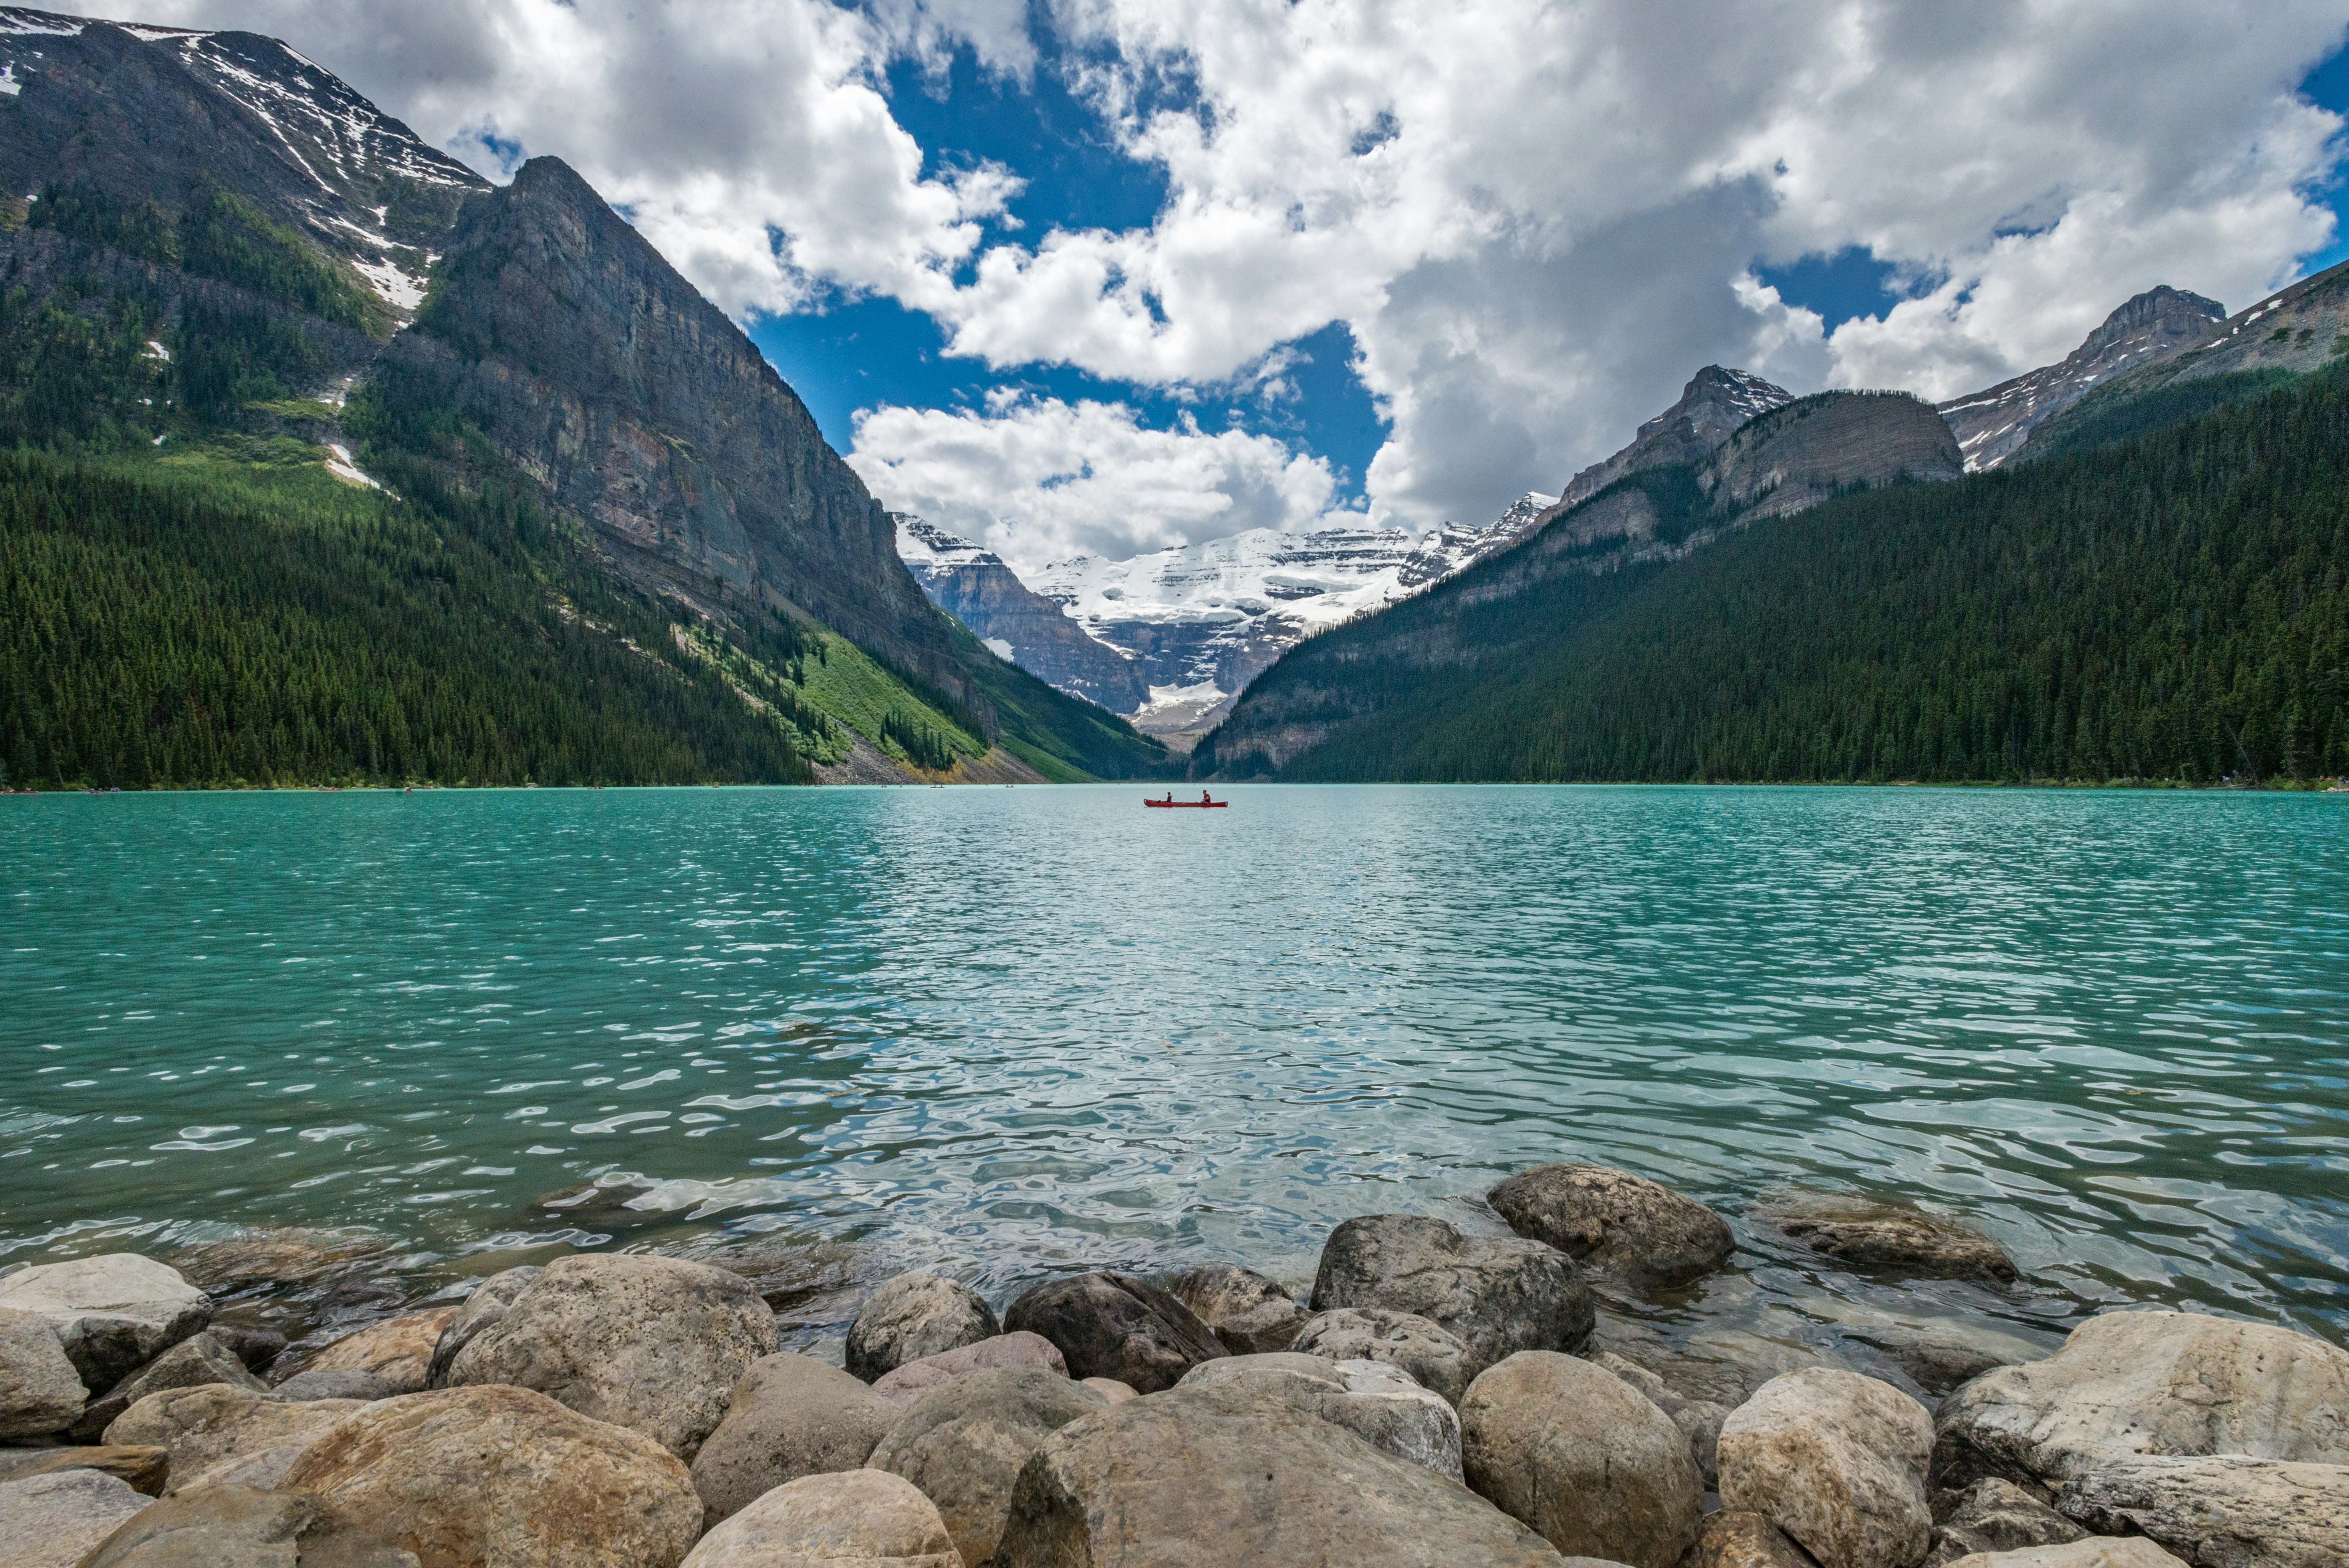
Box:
61;0;2349;577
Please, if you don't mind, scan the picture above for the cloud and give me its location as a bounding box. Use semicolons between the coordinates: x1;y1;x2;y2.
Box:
845;395;1343;573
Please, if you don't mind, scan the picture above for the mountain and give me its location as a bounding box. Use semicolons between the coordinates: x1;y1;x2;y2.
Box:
1936;286;2226;470
895;514;1150;714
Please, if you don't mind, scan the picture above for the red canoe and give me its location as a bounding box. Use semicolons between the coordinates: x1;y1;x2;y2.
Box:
1145;797;1228;808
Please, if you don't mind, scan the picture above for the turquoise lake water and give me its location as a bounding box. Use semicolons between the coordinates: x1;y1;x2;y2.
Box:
4;785;2345;1366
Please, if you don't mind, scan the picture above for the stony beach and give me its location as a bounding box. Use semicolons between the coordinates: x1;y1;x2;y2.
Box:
0;1161;2341;1567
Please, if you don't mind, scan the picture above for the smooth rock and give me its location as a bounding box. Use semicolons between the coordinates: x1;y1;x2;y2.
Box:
872;1331;1066;1403
1290;1306;1476;1406
1166;1263;1313;1355
72;1330;264;1441
282;1384;702;1568
1924;1479;2084;1567
207;1323;289;1377
271;1367;401;1402
1487;1164;1734;1288
165;1229;392;1292
0;1443;168;1495
1941;1545;2186;1568
1461;1351;1701;1568
1079;1377;1134;1404
1002;1272;1224;1394
1684;1512;1825;1568
1932;1310;2349;1495
75;1482;419;1568
1589;1350;1727;1487
0;1469;151;1568
0;1255;212;1389
689;1352;898;1532
105;1383;366;1483
426;1266;543;1390
846;1273;1002;1383
1759;1193;2018;1284
169;1441;317;1495
870;1367;1105;1568
0;1306;89;1438
996;1382;1568;1566
680;1470;961;1568
1310;1214;1595;1382
1179;1351;1462;1480
445;1253;780;1460
1718;1368;1935;1568
2055;1453;2349;1568
298;1308;461;1396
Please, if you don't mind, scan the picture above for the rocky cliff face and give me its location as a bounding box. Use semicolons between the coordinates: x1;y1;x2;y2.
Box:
1702;391;1962;518
896;515;1151;714
1518;366;1794;542
1937;286;2225;470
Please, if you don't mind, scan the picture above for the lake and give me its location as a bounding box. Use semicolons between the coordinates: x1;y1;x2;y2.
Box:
4;784;2345;1379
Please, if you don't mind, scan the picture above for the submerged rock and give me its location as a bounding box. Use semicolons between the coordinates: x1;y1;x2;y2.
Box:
688;1352;897;1532
1718;1368;1935;1568
1179;1351;1462;1479
0;1306;89;1438
1003;1271;1225;1394
1310;1214;1594;1382
1758;1193;2018;1284
869;1366;1107;1567
0;1254;212;1390
1486;1164;1734;1288
297;1308;460;1396
72;1330;264;1441
0;1469;152;1568
872;1330;1067;1403
681;1470;960;1568
846;1272;1002;1383
74;1482;417;1568
425;1265;542;1389
1290;1306;1476;1406
1166;1263;1313;1355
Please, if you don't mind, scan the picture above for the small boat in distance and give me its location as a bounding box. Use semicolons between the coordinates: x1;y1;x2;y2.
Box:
1145;791;1228;809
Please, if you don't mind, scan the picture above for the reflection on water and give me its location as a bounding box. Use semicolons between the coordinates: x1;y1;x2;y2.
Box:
3;784;2344;1376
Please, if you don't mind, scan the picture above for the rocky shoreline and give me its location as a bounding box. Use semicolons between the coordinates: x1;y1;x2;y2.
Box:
0;1162;2340;1567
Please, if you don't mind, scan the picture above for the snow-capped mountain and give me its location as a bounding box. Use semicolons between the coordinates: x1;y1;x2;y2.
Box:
895;516;1151;713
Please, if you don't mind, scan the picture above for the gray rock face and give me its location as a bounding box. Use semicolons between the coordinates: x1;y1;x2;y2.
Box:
1310;1215;1595;1383
1719;1368;1936;1568
425;1265;543;1390
1685;1511;1825;1568
1760;1193;2018;1284
1166;1263;1313;1355
270;1367;401;1402
996;1383;1569;1567
1926;1479;2085;1567
0;1255;212;1390
1699;392;1965;522
1548;366;1797;519
282;1384;702;1568
105;1383;367;1484
74;1482;419;1568
0;1306;89;1437
688;1352;897;1532
1289;1306;1476;1406
1178;1352;1462;1480
1932;1310;2349;1497
73;1329;265;1441
898;515;1152;714
2054;1453;2349;1568
870;1367;1107;1568
681;1469;961;1568
1002;1271;1226;1394
1461;1352;1702;1568
1486;1164;1733;1288
872;1330;1067;1403
0;1469;152;1568
846;1272;1003;1383
444;1253;780;1461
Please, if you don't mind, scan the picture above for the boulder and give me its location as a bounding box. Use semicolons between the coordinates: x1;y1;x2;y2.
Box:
1179;1352;1462;1479
1719;1368;1935;1568
0;1306;88;1437
1924;1479;2084;1566
71;1330;264;1441
1309;1215;1594;1381
425;1266;544;1390
282;1384;702;1568
1684;1512;1825;1568
1460;1352;1701;1568
680;1470;961;1568
444;1253;780;1460
2053;1453;2349;1568
271;1367;401;1401
1932;1310;2349;1496
73;1482;418;1568
1290;1306;1476;1406
1002;1272;1225;1394
870;1367;1106;1567
1941;1545;2186;1568
1486;1164;1734;1288
0;1255;212;1389
298;1308;461;1396
996;1382;1567;1566
688;1352;897;1532
1758;1193;2017;1284
1589;1351;1726;1487
104;1383;367;1483
0;1469;151;1568
1080;1376;1135;1404
1166;1263;1313;1355
846;1272;1002;1383
872;1331;1067;1403
165;1229;392;1292
0;1444;168;1496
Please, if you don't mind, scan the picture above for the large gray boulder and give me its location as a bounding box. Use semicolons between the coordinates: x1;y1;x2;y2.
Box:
0;1306;88;1437
0;1469;152;1568
1925;1479;2085;1566
282;1384;702;1568
73;1482;418;1568
444;1253;780;1460
1002;1271;1225;1394
105;1383;368;1486
1758;1193;2017;1283
0;1255;212;1389
2054;1453;2349;1568
871;1330;1067;1403
425;1265;543;1389
681;1470;960;1568
996;1382;1569;1566
688;1352;897;1532
1461;1352;1702;1568
1684;1511;1825;1568
1486;1164;1733;1288
845;1271;1002;1383
1310;1215;1594;1382
870;1367;1106;1568
72;1330;264;1441
1719;1368;1935;1568
1167;1263;1313;1355
1933;1310;2349;1496
1179;1351;1462;1479
1289;1306;1476;1406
